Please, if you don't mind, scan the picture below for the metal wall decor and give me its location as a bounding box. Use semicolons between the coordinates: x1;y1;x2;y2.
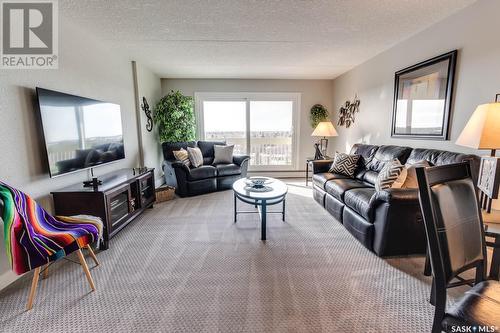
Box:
338;95;360;128
141;96;153;132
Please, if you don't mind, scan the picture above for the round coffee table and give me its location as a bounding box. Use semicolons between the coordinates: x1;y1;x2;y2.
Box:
232;177;288;240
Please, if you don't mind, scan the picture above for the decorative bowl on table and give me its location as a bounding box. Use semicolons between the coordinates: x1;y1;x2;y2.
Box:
244;177;272;188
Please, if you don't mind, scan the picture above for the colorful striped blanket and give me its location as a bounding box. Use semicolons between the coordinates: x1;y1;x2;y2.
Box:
0;182;102;275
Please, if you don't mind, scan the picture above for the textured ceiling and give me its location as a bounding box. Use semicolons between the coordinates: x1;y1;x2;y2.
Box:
61;0;476;79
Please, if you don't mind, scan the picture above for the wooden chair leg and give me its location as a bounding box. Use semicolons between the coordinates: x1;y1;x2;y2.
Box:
76;249;96;291
42;264;49;279
26;267;41;310
85;244;100;266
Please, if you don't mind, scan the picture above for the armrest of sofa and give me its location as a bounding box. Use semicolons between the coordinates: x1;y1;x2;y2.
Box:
311;160;333;174
170;161;191;197
233;154;250;166
233;154;250;177
171;161;190;173
370;188;419;206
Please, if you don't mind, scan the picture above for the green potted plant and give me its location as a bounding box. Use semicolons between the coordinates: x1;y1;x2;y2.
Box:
310;104;329;128
154;90;196;142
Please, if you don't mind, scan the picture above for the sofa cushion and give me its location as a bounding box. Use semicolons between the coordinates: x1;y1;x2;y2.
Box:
313;173;349;190
374;159;405;191
213;145;234;164
406;148;481;185
214;163;241;177
187;165;217;181
173;148;191;167
403;160;430;188
329;153;360;177
325;178;372;201
162;141;196;160
197;141;226;158
368;145;412;172
350;144;379;177
187;147;204;168
344;188;376;221
362;170;379;185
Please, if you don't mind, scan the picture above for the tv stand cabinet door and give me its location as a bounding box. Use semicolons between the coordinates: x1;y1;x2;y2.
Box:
105;184;133;235
137;171;155;209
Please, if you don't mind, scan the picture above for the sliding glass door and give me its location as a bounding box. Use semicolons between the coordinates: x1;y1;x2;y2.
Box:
196;93;300;171
202;100;247;154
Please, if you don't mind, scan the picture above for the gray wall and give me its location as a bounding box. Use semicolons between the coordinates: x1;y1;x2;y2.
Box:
162;79;334;172
134;64;164;186
0;19;142;289
331;0;500;156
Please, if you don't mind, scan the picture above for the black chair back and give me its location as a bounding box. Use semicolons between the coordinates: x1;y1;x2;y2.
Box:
416;162;486;284
416;162;488;332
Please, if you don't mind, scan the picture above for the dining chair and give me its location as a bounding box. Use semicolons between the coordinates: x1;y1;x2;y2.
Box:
416;162;500;332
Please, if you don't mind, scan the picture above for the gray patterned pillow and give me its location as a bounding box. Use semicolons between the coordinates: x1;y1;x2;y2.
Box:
328;153;360;177
187;147;204;168
375;159;405;191
213;145;234;164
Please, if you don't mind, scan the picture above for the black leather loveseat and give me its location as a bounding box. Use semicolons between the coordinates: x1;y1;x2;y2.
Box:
162;141;250;197
312;144;479;257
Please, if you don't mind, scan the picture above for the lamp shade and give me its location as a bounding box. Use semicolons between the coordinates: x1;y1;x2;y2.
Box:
311;121;338;137
456;103;500;150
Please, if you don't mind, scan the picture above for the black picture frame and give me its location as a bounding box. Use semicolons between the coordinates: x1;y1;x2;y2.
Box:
391;50;457;140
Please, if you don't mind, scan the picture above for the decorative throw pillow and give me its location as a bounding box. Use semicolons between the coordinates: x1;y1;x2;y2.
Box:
187;147;204;168
328;153;360;177
375;159;405;191
403;160;431;188
173;148;191;167
213;145;234;164
392;166;408;189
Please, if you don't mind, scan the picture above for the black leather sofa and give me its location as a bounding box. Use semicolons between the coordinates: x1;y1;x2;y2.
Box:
312;144;480;257
162;141;250;197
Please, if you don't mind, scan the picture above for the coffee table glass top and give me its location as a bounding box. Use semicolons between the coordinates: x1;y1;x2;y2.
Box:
233;177;287;200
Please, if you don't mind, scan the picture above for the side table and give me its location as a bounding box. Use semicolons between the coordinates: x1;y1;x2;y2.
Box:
485;222;500;280
305;157;332;186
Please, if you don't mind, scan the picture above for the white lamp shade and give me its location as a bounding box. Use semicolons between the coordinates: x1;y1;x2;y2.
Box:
456;103;500;150
311;121;338;137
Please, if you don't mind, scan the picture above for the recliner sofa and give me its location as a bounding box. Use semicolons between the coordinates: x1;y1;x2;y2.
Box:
162;141;250;197
312;144;479;257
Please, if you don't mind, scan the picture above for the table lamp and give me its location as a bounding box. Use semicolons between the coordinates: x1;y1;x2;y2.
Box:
456;94;500;213
311;121;338;160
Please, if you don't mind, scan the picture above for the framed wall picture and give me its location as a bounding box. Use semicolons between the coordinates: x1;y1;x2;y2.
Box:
391;50;457;140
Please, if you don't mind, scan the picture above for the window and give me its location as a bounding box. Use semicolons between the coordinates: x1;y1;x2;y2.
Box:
195;93;300;171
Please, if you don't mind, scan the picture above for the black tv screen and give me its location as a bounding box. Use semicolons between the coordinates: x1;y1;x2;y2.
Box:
36;88;125;177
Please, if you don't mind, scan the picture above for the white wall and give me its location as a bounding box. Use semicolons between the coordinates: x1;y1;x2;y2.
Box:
0;19;141;289
330;0;500;156
134;63;164;187
162;79;334;174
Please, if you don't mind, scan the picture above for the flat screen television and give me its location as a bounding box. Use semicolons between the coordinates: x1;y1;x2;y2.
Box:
36;88;125;178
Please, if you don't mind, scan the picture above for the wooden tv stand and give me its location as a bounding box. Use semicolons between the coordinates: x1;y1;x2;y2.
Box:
51;168;155;250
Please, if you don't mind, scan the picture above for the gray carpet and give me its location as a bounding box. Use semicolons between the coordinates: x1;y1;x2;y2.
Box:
0;181;454;332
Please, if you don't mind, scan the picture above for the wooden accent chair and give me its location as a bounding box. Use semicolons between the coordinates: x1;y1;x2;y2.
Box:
0;182;102;310
416;162;500;332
